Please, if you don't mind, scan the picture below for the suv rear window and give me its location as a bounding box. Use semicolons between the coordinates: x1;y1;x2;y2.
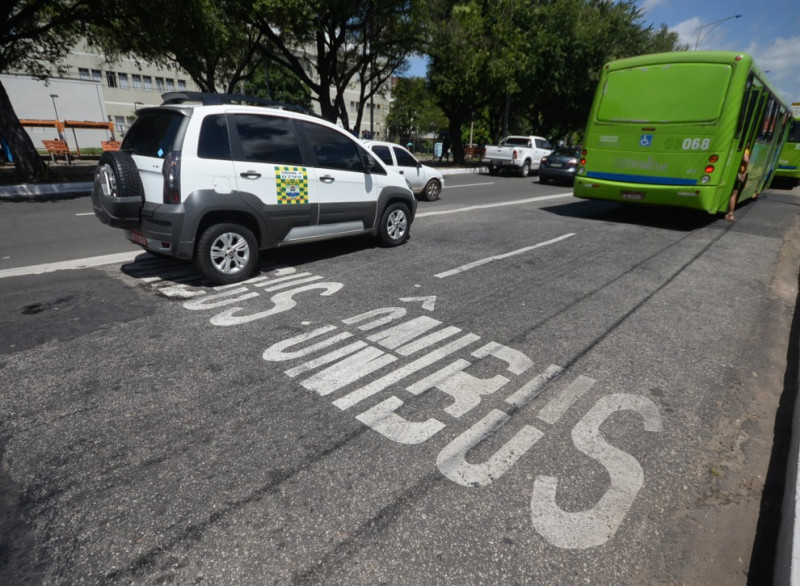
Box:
122;109;185;158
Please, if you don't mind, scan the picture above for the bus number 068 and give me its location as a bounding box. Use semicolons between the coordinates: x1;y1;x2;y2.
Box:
682;138;711;150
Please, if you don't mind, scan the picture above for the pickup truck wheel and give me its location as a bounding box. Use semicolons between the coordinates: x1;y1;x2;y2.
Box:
520;160;531;178
422;179;441;201
378;202;410;246
195;223;258;285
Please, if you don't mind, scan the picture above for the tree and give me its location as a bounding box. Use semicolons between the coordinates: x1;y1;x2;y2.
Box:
92;0;264;93
250;0;423;130
386;76;447;142
1;0;99;180
242;62;313;110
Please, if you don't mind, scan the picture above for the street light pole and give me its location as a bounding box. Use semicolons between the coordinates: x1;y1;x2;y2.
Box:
694;14;742;50
49;93;64;140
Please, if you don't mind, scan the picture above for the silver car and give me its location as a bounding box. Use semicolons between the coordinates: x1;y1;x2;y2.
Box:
363;140;445;201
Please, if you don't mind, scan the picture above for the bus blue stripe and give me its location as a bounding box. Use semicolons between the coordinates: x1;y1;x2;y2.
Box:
778;165;798;170
586;172;698;186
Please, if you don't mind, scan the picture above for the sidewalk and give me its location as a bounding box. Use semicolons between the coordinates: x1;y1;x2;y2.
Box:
0;163;487;199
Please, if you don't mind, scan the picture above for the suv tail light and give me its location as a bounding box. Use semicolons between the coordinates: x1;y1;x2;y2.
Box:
512;149;518;160
163;151;181;204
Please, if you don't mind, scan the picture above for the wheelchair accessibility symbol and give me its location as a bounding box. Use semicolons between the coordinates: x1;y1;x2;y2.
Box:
640;134;653;147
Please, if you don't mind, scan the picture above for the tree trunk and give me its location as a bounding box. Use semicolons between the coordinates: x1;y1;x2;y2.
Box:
0;80;46;181
449;117;465;165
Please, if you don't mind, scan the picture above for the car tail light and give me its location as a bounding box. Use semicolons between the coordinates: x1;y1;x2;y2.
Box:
512;149;518;160
163;151;181;204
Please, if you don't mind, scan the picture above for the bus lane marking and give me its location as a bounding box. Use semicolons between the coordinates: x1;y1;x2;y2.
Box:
435;233;575;278
171;267;663;550
175;272;663;550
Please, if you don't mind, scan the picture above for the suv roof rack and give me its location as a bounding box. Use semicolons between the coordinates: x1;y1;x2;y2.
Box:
160;92;310;114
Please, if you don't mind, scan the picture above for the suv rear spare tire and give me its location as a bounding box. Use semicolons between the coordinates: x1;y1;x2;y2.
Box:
91;151;145;228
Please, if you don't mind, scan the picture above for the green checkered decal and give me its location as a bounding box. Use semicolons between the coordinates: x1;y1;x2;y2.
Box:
275;166;309;204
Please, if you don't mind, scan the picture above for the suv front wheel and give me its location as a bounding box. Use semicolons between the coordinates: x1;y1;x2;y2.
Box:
195;223;258;285
378;203;410;246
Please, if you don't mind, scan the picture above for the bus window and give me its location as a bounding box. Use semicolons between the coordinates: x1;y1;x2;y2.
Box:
788;119;800;143
597;63;732;123
739;84;766;151
734;77;754;140
758;98;778;142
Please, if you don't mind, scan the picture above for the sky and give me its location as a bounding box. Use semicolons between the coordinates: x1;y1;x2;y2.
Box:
404;0;800;107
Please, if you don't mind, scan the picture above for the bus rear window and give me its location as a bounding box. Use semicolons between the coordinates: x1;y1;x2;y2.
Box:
597;63;733;124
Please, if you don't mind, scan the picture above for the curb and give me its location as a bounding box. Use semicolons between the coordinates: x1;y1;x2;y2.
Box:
0;168;489;200
0;181;92;199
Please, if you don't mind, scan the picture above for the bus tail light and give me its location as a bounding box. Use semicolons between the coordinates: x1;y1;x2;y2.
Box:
579;149;587;175
705;165;715;174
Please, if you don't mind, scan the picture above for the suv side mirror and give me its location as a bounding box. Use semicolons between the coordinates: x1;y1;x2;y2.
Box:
362;154;376;172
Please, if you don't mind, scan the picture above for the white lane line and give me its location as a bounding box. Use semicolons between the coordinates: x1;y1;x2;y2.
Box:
75;212;94;216
417;192;574;217
445;182;496;189
2;193;577;279
435;233;576;279
0;251;141;279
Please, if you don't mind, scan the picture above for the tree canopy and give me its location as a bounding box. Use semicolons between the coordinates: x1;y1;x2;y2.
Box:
1;0;685;178
1;0;100;180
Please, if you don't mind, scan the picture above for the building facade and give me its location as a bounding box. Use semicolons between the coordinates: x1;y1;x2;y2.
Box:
4;40;392;155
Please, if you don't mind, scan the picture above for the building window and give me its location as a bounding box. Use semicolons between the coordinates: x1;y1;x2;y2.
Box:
156;77;165;92
114;115;127;135
132;74;142;89
178;79;187;91
79;68;90;81
166;79;175;91
92;69;102;83
143;75;153;90
118;73;128;89
106;71;117;88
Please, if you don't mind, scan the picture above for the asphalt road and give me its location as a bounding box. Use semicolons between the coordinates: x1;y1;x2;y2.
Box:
1;175;799;584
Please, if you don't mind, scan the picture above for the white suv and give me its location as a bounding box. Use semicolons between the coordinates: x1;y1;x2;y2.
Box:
92;92;416;284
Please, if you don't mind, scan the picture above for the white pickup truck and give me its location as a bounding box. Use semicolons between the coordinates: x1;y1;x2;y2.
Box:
484;135;553;177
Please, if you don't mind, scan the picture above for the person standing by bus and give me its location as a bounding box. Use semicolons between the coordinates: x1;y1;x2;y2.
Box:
726;143;751;222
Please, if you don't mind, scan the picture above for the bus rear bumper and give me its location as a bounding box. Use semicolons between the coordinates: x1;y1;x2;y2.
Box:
573;177;724;213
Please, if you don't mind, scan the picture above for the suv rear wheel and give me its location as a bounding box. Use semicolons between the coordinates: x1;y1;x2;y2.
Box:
195;223;258;285
378;203;410;246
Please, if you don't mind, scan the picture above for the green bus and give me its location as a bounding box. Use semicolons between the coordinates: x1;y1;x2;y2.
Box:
772;109;800;189
573;51;793;214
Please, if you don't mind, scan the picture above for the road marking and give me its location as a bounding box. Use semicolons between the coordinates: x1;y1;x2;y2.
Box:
435;233;576;278
444;182;496;189
0;251;141;279
417;192;574;218
1;193;576;279
75;212;94;216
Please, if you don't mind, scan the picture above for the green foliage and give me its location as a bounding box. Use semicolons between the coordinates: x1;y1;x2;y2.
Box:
386;77;447;141
422;0;685;160
242;64;313;110
91;0;263;93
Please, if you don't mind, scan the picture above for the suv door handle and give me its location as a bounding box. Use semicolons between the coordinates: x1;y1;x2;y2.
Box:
240;171;261;179
320;175;335;183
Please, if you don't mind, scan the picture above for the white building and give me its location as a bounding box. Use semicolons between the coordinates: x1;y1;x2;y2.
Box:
4;41;391;155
